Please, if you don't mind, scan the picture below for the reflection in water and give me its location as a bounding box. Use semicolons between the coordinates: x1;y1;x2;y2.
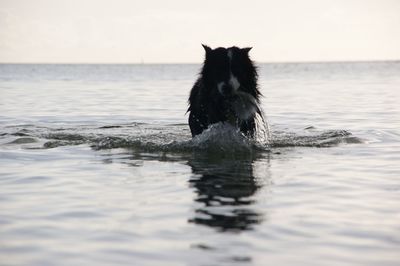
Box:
96;146;271;233
188;153;269;232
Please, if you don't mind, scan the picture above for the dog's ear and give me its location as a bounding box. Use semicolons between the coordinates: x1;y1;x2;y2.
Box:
202;44;212;54
242;47;252;53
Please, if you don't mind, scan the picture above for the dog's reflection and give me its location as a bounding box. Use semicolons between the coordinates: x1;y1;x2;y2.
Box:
188;154;266;232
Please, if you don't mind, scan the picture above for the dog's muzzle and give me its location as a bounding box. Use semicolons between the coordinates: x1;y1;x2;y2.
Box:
218;83;236;97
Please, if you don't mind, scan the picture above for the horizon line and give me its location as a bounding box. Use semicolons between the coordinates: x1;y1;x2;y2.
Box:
0;59;399;65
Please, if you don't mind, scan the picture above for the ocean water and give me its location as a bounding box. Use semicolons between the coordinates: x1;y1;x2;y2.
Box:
0;62;399;266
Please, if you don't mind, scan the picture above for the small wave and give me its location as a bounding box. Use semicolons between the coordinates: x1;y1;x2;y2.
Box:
0;122;363;153
91;123;256;154
7;137;38;145
271;129;363;147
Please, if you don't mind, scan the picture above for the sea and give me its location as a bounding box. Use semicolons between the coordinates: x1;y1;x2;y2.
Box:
0;62;399;266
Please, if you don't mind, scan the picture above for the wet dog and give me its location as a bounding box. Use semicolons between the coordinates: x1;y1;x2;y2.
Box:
187;45;263;137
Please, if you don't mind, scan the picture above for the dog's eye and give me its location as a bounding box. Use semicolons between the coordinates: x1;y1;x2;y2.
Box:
214;66;223;74
214;63;229;76
231;62;244;77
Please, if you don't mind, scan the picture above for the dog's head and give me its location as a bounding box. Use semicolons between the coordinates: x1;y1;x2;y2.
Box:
201;45;259;100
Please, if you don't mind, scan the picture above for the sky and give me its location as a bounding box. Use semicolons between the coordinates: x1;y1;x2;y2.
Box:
0;0;399;63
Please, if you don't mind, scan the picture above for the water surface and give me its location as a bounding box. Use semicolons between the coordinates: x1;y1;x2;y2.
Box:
0;62;399;265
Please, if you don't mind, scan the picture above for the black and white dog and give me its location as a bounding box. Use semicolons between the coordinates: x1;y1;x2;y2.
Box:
187;45;264;137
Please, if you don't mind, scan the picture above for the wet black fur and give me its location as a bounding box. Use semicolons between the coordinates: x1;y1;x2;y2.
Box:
187;45;262;137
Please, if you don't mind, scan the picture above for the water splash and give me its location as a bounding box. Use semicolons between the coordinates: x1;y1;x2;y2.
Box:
254;112;271;147
0;122;363;153
190;123;253;152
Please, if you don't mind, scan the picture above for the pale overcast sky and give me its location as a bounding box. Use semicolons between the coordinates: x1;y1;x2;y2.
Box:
0;0;399;63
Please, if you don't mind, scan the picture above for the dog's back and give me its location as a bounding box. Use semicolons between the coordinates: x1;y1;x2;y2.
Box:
188;45;263;137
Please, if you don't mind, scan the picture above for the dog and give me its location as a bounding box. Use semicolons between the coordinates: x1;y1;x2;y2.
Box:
187;45;264;137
